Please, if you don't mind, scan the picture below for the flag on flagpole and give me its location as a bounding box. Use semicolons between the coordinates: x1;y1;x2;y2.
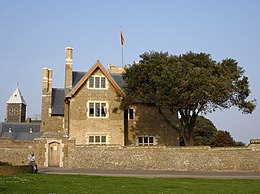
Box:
120;31;125;45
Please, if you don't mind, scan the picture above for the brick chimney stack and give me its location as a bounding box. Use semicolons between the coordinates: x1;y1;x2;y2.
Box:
65;47;73;89
42;67;52;96
41;67;53;131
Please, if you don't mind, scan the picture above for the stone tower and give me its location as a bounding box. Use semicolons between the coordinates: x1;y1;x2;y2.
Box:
6;86;27;122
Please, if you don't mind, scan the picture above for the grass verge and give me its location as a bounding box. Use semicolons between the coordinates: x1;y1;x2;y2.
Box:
0;173;259;194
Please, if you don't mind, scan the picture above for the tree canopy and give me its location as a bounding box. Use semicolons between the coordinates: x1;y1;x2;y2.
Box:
193;116;217;146
122;51;256;146
210;130;236;147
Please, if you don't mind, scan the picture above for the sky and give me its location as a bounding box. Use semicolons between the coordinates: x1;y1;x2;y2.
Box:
0;0;259;144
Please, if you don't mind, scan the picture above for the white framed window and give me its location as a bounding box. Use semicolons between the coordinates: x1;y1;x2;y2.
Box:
137;136;155;146
88;135;107;145
87;101;108;118
128;108;135;120
88;75;107;89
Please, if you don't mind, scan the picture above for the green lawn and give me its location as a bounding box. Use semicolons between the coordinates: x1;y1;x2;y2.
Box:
0;173;259;194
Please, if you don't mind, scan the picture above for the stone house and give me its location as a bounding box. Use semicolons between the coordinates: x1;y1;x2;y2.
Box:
41;47;179;166
1;47;260;171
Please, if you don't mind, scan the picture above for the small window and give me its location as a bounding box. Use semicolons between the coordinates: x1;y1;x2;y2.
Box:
88;102;108;118
89;135;107;145
137;136;155;146
88;76;107;89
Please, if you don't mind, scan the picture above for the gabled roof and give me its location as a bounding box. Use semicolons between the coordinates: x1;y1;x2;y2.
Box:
110;73;125;91
6;87;27;105
67;61;124;98
72;71;86;87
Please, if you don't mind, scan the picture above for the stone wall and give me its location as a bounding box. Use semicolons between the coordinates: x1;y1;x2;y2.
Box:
66;141;260;172
0;165;32;176
1;137;260;172
0;138;45;167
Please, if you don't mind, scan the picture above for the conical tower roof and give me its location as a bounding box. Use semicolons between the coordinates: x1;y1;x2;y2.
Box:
6;86;27;106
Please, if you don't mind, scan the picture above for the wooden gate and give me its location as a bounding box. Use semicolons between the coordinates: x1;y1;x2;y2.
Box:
48;142;60;167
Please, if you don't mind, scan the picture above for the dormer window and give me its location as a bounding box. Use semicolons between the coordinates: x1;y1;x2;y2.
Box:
88;76;107;89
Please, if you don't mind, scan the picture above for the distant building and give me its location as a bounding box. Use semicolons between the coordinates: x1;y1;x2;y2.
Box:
0;86;41;140
6;86;27;123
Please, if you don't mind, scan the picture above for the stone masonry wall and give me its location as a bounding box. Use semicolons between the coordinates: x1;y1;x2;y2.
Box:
1;137;260;172
66;141;260;172
69;69;124;145
128;104;180;146
0;138;45;167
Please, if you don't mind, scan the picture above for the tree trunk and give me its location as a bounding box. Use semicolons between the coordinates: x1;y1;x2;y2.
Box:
182;135;194;146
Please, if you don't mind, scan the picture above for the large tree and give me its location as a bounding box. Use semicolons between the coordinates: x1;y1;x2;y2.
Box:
122;51;256;146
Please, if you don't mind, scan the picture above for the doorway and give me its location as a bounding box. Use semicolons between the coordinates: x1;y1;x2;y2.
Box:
48;142;60;167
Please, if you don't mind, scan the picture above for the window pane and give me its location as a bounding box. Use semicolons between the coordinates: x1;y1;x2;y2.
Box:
89;76;94;88
89;103;94;117
95;103;100;117
101;103;106;117
129;109;134;119
95;77;100;88
144;137;148;144
101;77;106;88
95;136;100;143
89;136;94;143
138;137;143;144
149;137;153;144
101;136;106;143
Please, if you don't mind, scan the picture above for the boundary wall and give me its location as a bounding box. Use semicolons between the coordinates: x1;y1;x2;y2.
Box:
65;140;260;172
0;138;45;166
0;166;32;176
1;138;260;172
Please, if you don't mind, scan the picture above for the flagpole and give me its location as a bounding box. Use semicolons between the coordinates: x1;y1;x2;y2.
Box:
121;41;124;67
120;27;124;67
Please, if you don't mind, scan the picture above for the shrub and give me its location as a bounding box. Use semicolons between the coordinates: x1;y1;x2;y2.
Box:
0;161;12;166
